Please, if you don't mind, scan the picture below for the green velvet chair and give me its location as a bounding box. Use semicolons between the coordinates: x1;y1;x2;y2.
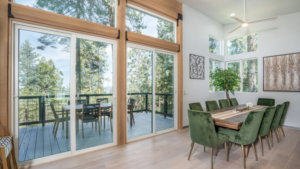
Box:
187;110;228;169
257;106;276;156
279;101;290;137
206;100;220;111
257;98;275;106
269;104;285;146
230;98;239;106
218;99;231;109
189;102;203;111
218;110;265;169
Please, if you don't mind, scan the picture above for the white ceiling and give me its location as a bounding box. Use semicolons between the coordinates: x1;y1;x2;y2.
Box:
179;0;300;25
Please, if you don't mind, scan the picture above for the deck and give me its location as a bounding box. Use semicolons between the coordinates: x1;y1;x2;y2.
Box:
18;112;174;162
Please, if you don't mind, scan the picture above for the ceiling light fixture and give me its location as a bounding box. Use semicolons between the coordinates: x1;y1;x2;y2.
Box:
242;23;248;27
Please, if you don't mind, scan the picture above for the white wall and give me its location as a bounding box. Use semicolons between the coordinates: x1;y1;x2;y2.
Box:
182;4;225;126
223;12;300;128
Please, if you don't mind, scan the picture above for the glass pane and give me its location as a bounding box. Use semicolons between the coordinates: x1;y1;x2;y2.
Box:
155;52;174;132
227;36;246;55
126;6;175;42
242;59;258;92
18;29;70;162
75;38;114;150
209;60;222;92
247;34;258;52
228;62;241;91
127;47;153;139
15;0;116;27
209;37;220;55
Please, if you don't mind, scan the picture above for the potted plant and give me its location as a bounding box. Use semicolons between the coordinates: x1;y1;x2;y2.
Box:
210;68;241;101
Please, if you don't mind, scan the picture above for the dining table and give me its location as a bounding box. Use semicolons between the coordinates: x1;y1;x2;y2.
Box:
209;105;268;130
62;103;112;138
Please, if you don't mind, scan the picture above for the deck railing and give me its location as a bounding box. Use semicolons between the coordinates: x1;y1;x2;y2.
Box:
18;93;173;126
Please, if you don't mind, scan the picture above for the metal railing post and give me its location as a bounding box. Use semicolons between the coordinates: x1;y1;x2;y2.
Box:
39;96;46;126
164;95;168;118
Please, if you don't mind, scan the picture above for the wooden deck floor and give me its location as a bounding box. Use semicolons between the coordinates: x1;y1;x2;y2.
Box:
24;127;300;169
18;112;174;162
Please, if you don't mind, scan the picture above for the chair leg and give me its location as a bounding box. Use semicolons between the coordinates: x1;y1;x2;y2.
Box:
11;139;18;169
7;154;12;169
280;126;285;137
277;128;282;140
225;142;229;162
270;131;274;147
265;136;271;150
52;121;57;133
259;136;264;156
245;145;249;158
188;142;194;160
252;143;258;161
54;121;60;138
0;147;8;169
241;145;246;169
227;142;232;162
210;148;214;169
274;130;280;143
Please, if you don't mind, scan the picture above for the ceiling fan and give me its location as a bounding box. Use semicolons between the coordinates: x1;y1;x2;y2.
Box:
229;0;277;33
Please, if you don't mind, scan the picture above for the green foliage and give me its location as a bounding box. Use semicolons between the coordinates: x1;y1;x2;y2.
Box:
227;34;258;55
126;6;146;33
157;20;175;42
210;68;241;100
209;37;219;54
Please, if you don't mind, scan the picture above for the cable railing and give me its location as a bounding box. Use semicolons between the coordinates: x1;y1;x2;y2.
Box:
18;93;174;126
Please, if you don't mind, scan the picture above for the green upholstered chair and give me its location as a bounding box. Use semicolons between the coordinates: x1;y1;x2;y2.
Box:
206;100;220;111
187;110;228;169
218;99;231;109
258;106;276;156
279;101;290;137
218;110;265;169
257;98;275;106
189;102;203;111
230;98;239;106
269;104;285;146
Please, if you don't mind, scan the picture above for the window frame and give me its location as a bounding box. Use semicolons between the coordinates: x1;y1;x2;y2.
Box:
226;57;259;93
126;4;177;43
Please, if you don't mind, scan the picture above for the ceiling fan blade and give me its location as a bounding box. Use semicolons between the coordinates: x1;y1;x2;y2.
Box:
230;25;242;33
231;16;245;23
248;17;277;24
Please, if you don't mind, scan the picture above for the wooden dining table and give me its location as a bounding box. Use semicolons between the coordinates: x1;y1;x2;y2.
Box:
62;103;112;138
210;105;268;130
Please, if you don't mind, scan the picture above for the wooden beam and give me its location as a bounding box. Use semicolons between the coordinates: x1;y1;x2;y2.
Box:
127;31;180;53
11;3;119;39
116;0;127;145
127;0;179;20
0;0;10;136
176;3;183;130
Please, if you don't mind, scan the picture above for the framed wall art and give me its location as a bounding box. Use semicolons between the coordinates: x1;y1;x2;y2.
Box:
189;54;205;80
263;52;300;92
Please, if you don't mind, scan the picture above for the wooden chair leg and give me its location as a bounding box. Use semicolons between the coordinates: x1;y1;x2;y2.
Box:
241;145;246;169
280;126;285;137
252;143;258;161
274;130;280;143
227;142;232;162
225;142;229;162
259;136;264;156
0;147;8;169
265;136;271;150
245;145;249;158
188;142;194;160
270;131;274;147
7;154;11;169
210;148;214;169
11;139;18;169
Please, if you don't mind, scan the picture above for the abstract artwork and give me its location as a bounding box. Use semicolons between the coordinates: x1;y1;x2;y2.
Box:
263;52;300;91
189;54;205;80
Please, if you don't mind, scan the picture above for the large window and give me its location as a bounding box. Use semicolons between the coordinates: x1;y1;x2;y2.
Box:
227;59;258;92
227;34;258;55
127;45;176;140
15;0;116;27
209;37;221;55
209;59;223;92
126;5;176;42
14;23;117;162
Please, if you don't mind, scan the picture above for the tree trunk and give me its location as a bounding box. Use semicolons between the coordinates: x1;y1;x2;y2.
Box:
225;83;230;101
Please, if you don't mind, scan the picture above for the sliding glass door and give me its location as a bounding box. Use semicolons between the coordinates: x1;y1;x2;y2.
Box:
127;44;177;140
14;23;116;162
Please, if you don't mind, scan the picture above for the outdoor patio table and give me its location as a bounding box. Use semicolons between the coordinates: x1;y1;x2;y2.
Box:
62;103;112;138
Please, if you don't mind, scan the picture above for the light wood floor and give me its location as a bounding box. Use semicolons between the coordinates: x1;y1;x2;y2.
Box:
23;127;300;169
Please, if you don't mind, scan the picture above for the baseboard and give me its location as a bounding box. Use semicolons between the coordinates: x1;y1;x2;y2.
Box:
283;125;300;130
